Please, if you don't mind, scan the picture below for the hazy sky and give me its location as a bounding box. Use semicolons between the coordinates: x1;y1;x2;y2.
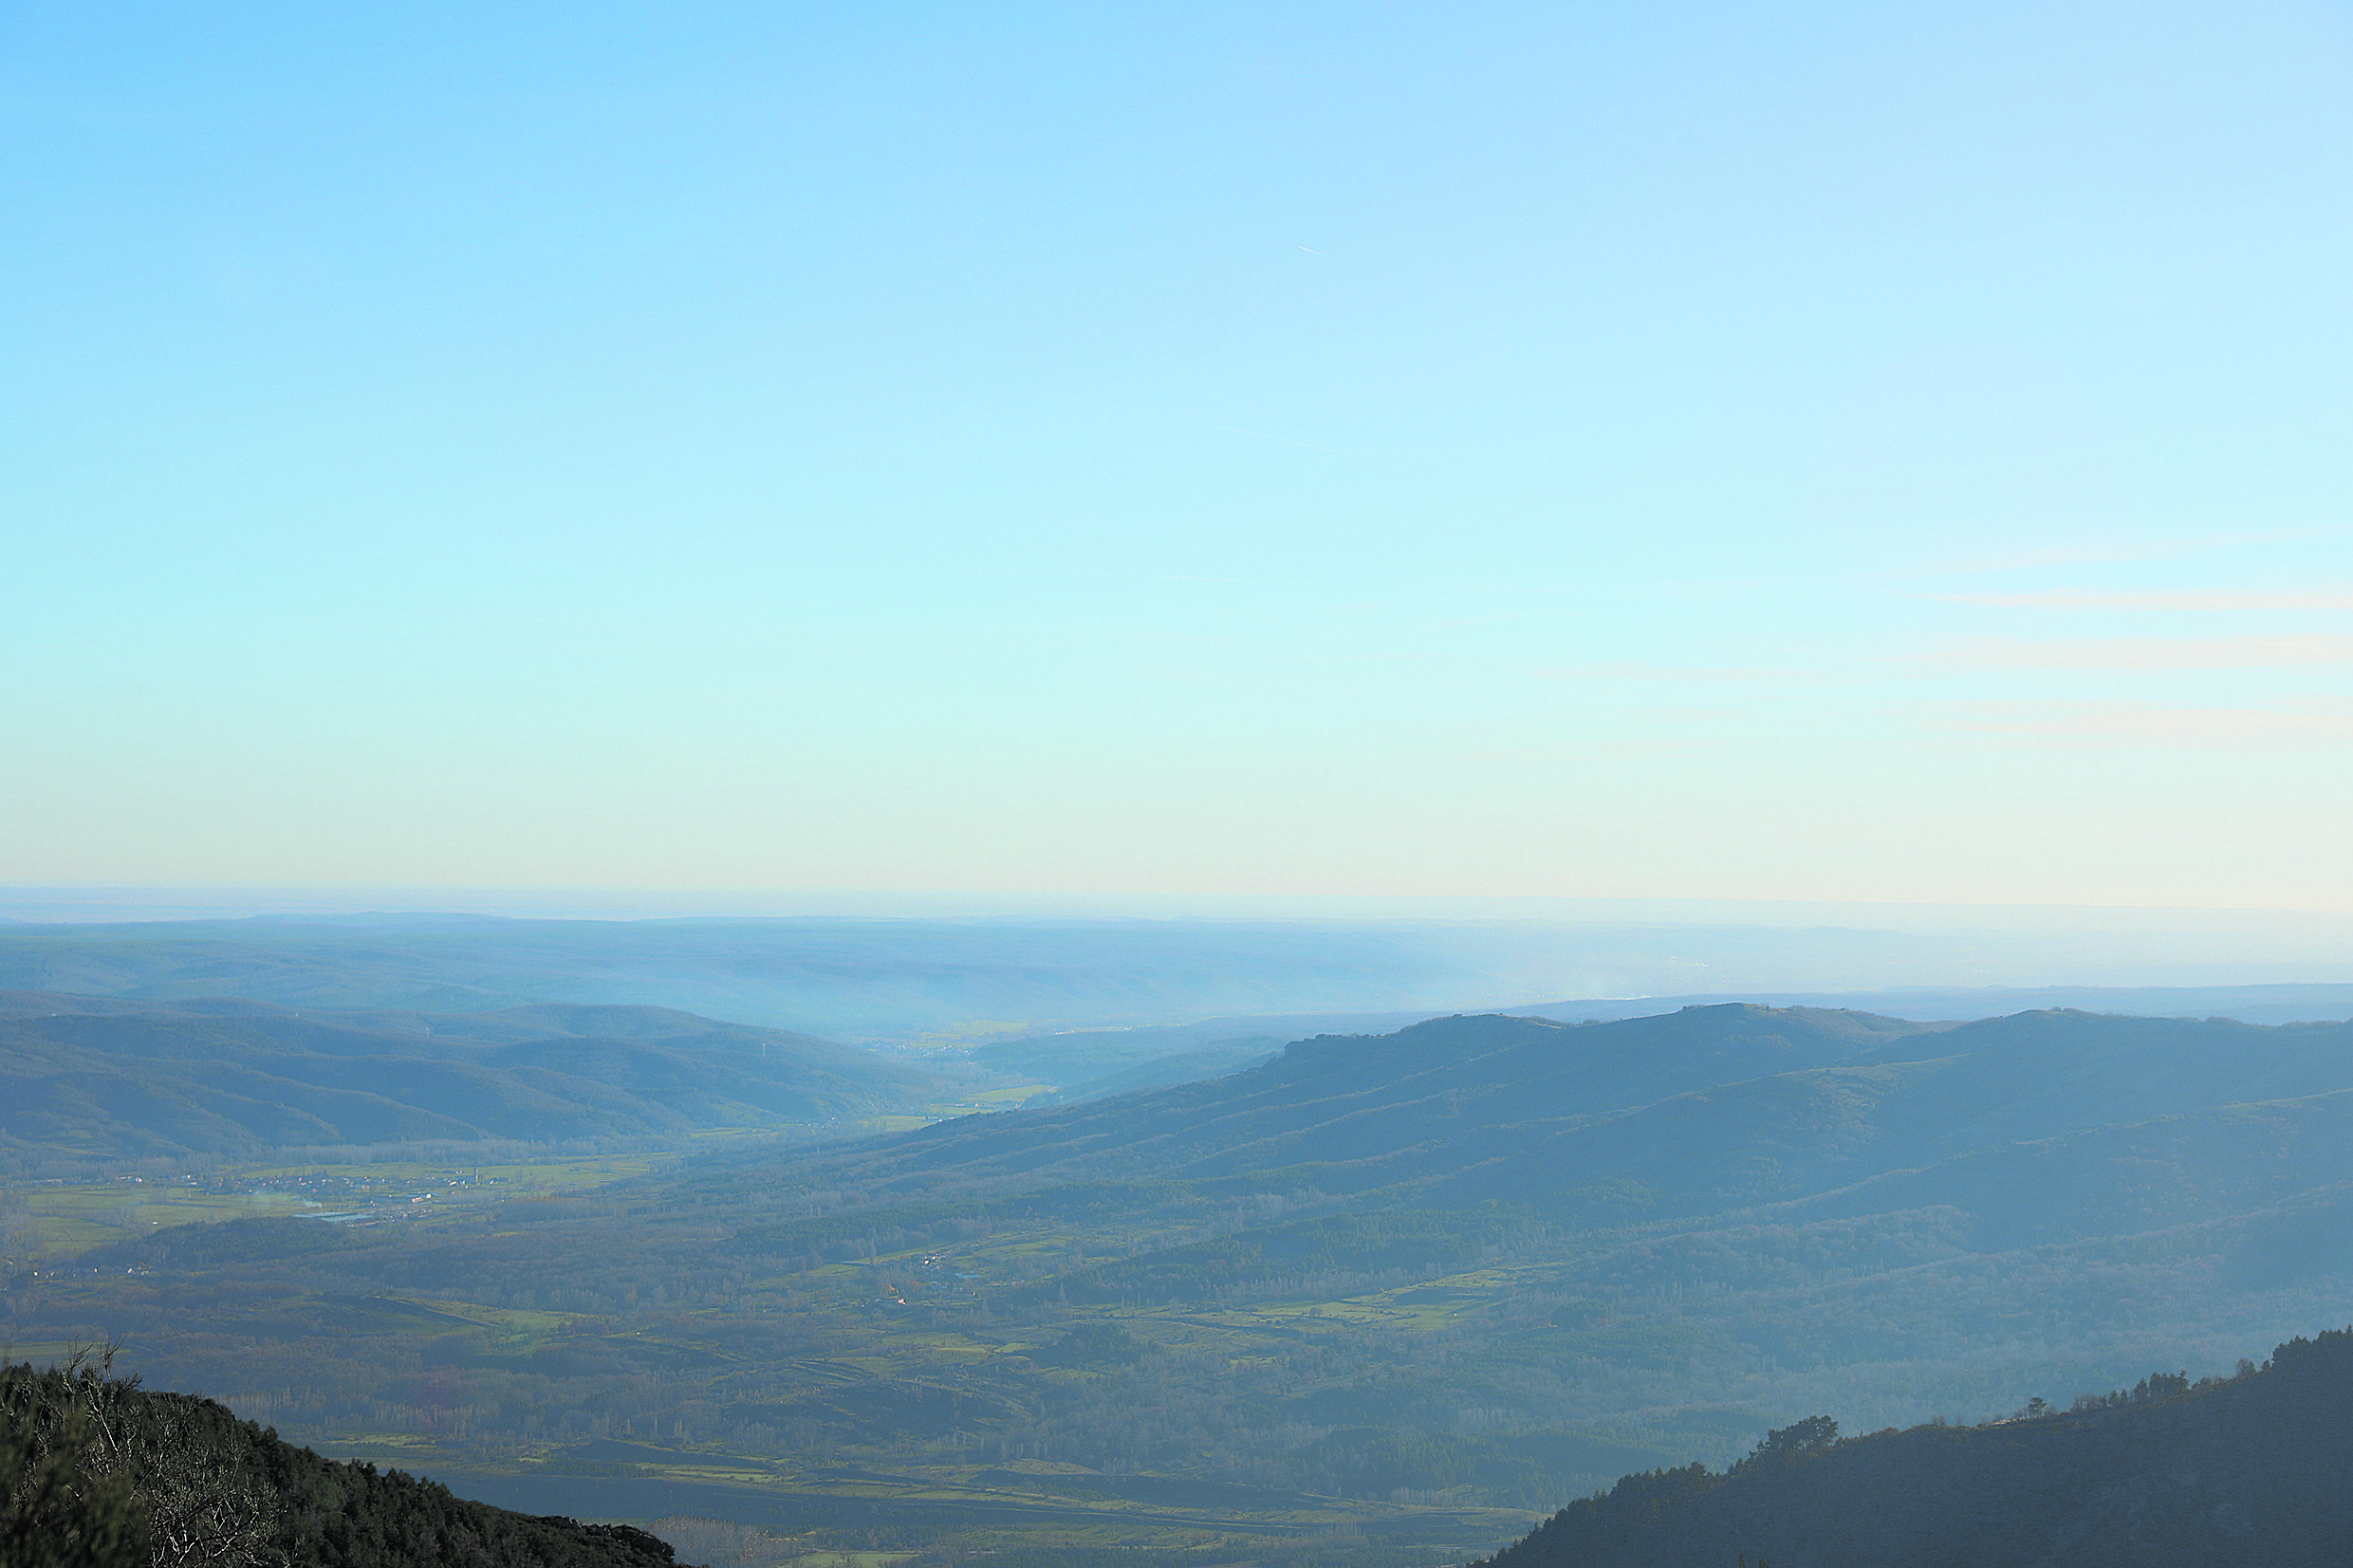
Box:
8;1;2353;908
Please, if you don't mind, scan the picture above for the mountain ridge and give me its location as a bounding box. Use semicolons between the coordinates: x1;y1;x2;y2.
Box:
15;1002;2353;1559
0;992;941;1171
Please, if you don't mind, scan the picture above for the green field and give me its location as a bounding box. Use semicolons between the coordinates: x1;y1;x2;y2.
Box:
16;1180;317;1256
7;1122;933;1266
11;1153;683;1262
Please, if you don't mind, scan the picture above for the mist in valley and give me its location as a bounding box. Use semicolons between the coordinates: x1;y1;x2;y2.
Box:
9;0;2353;1561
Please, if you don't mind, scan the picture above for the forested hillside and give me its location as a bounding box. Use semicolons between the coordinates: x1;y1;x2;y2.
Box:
1483;1326;2353;1568
11;1004;2353;1561
0;993;940;1171
0;1353;686;1567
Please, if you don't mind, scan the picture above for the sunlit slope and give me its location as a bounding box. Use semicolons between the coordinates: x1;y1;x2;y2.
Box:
806;1006;1934;1190
0;991;941;1166
792;1005;2353;1211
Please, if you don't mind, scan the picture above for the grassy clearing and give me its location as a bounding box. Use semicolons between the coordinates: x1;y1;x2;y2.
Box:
18;1183;316;1256
11;1122;993;1266
8;1149;713;1264
238;1151;676;1192
386;1297;577;1340
963;1084;1056;1105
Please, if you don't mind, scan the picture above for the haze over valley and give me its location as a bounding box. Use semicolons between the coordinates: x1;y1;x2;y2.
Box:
11;0;2353;1561
10;931;2353;1563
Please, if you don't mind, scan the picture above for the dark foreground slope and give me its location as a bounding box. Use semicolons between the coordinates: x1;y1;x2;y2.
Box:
0;992;941;1169
1;1355;685;1568
1486;1327;2353;1568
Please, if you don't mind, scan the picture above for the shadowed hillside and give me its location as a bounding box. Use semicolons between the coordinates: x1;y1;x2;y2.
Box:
2;1352;689;1566
1482;1326;2353;1568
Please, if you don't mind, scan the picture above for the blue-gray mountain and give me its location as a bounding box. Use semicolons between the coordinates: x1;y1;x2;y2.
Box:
0;993;940;1170
810;1005;2353;1223
12;1004;2353;1559
0;916;1557;1039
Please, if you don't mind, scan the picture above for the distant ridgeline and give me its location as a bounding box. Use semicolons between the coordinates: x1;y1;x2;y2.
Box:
0;1354;687;1568
0;991;942;1171
1481;1327;2353;1568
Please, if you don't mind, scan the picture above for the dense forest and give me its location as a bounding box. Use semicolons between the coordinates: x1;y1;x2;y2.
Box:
1482;1325;2353;1568
1;1351;687;1567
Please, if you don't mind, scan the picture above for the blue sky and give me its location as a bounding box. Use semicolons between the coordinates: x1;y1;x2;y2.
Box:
6;1;2352;908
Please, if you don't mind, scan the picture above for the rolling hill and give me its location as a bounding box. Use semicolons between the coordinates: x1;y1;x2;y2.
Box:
0;992;942;1170
801;1004;2353;1205
13;1003;2353;1560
